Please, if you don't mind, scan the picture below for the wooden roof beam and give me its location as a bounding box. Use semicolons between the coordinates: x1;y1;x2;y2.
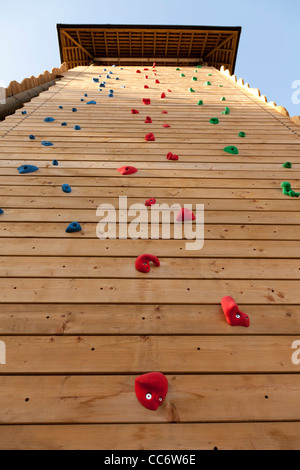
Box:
61;30;93;59
94;57;203;63
204;33;236;59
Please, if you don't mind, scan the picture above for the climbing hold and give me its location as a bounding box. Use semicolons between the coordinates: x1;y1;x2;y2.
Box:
72;108;77;112
176;67;180;71
61;122;68;126
239;131;246;138
218;85;223;87
145;116;152;124
87;101;96;105
121;86;126;88
108;93;114;98
117;166;138;175
136;70;141;73
99;83;106;88
145;133;155;142
44;117;55;122
192;77;197;81
222;107;230;115
109;90;114;94
106;75;111;79
41;141;54;147
155;79;160;84
176;208;196;222
207;73;212;76
52;160;59;166
221;296;250;327
163;124;171;128
189;88;195;93
162;111;168;114
143;98;151;105
74;125;81;130
167;89;172;93
131;109;140;114
145;198;156;206
145;75;148;79
109;71;113;74
81;98;85;101
221;97;226;101
103;69;107;71
93;78;99;83
196;65;202;68
223;146;239;155
135;254;160;273
161;92;166;99
59;106;64;109
135;372;168;411
0;209;3;215
21;110;27;115
180;74;185;77
29;135;35;140
166;152;178;161
143;68;149;71
66;222;82;233
281;181;291;196
210;118;219;125
115;77;119;80
84;94;88;97
282;162;292;168
62;184;72;193
204;82;211;86
289;190;300;197
17;164;39;174
197;100;204;105
144;85;149;89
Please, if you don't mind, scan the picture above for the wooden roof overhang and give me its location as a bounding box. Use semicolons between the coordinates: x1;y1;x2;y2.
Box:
57;24;241;73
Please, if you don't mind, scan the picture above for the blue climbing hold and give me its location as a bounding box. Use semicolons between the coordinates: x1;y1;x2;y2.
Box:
81;99;85;102
66;222;82;233
59;106;63;109
93;78;99;83
106;75;111;79
29;135;35;140
109;90;114;93
103;81;106;84
87;100;96;105
84;94;88;97
0;209;4;215
121;86;126;88
72;108;77;112
21;111;27;115
18;164;39;174
44;117;55;123
100;83;106;88
61;122;68;126
108;94;114;98
109;71;113;74
41;141;54;147
52;160;59;166
103;68;107;71
74;125;81;130
115;77;119;80
62;184;72;193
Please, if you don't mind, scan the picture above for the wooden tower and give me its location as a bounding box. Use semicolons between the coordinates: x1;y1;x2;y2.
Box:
0;24;300;450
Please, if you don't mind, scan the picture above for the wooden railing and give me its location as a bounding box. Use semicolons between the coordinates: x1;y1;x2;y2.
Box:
220;65;300;127
5;63;67;98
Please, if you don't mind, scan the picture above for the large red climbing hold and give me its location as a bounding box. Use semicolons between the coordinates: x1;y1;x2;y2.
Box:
221;296;250;327
135;254;160;273
117;166;138;175
145;116;152;124
145;133;155;142
131;109;140;114
135;372;168;411
166;152;178;161
176;208;196;221
161;92;166;99
145;198;157;206
143;98;151;105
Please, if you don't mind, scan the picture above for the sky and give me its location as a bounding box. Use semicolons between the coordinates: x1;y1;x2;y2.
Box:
0;0;299;116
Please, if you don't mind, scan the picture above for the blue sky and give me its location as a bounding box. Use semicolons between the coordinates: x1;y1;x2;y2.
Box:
0;0;299;116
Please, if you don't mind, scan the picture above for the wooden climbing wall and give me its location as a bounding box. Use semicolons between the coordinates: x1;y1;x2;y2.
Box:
0;65;300;450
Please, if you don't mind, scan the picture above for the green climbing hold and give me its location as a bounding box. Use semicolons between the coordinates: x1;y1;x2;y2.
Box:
218;85;223;87
176;68;180;71
281;181;299;197
204;81;212;86
180;73;185;77
239;131;246;138
210;118;219;125
197;100;204;105
223;146;239;155
222;107;230;115
208;73;212;76
289;190;299;197
282;162;292;168
192;77;197;81
189;88;195;92
221;97;226;101
196;65;202;68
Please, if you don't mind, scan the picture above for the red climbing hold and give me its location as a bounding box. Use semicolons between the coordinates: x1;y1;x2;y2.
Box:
162;111;168;114
131;109;140;114
221;296;250;327
143;98;151;105
155;79;160;84
152;63;156;68
145;75;148;79
167;89;172;92
135;372;168;411
176;208;196;222
135;254;160;273
144;68;149;71
163;124;170;128
144;85;149;89
145;198;157;206
161;92;166;99
136;70;141;73
117;166;138;175
166;152;178;161
145;116;152;124
145;133;155;141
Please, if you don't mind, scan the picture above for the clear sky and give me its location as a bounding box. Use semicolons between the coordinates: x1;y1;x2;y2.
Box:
0;0;299;116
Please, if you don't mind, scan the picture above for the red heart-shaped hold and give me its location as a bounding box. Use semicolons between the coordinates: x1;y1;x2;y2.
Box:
145;133;155;142
145;198;156;206
135;254;160;273
143;98;151;105
161;92;166;99
163;124;170;128
221;296;250;327
135;372;168;411
176;208;196;221
145;116;152;124
166;152;178;161
117;166;138;176
131;109;139;114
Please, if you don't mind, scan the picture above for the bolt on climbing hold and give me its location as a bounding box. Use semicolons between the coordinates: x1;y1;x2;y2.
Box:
59;106;64;109
61;122;68;126
207;73;212;76
74;125;81;131
282;162;292;168
176;208;196;222
52;160;59;166
18;164;39;174
222;107;230;115
0;209;3;215
189;88;195;92
180;73;185;77
93;78;99;83
166;152;178;161
161;92;166;99
162;111;168;114
44;117;55;122
66;222;82;233
117;166;138;175
223;146;239;155
135;372;168;411
218;85;223;87
176;67;180;71
145;133;155;142
280;181;299;197
41;141;54;147
21;111;27;115
221;296;250;327
210;118;219;125
87;101;96;105
99;83;105;88
145;198;157;206
131;109;139;114
108;93;114;97
72;108;77;112
162;124;170;128
197;100;204;105
192;77;197;81
145;116;152;124
221;97;226;101
143;98;151;105
155;79;160;84
81;98;85;101
29;135;35;140
204;81;212;86
84;94;88;97
135;254;160;273
239;131;246;138
62;184;72;193
144;85;149;89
